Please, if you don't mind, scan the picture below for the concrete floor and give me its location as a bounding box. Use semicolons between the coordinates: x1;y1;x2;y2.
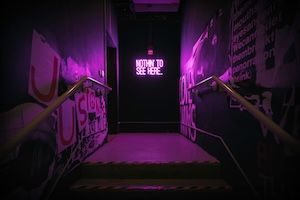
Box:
85;133;218;164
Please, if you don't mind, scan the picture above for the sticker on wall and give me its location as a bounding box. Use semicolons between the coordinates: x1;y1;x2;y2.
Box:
57;99;76;153
29;30;60;105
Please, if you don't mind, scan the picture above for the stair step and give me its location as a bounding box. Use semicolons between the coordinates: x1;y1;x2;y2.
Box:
71;178;232;191
81;161;221;179
68;178;232;199
51;134;233;199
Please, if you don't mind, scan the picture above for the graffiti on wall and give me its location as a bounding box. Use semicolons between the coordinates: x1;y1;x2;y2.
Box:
229;88;277;141
180;70;196;142
1;30;108;199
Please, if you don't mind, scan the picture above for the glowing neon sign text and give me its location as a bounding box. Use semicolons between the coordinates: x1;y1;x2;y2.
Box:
136;59;164;76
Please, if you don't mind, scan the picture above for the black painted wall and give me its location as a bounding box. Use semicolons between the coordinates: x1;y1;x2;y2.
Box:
119;18;180;132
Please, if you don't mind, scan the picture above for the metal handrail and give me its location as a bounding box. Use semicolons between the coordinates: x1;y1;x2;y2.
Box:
181;123;260;198
188;75;300;153
0;76;112;159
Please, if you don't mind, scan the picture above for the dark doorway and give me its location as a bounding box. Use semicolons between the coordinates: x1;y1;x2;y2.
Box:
107;46;118;134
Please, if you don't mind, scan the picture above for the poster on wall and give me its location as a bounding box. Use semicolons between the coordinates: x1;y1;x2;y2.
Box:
28;30;60;105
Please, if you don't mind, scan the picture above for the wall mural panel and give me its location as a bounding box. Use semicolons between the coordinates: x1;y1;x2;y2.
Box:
180;0;300;146
180;0;300;196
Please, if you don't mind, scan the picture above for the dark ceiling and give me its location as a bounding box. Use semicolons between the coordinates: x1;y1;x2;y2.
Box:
112;0;183;22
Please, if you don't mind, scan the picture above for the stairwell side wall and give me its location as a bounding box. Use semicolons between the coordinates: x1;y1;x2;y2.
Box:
180;0;300;198
0;0;118;199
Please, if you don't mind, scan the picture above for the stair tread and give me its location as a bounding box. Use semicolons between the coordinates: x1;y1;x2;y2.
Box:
70;178;232;191
84;161;219;165
85;133;219;164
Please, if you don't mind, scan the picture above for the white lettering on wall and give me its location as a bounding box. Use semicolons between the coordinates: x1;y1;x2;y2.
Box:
136;59;164;76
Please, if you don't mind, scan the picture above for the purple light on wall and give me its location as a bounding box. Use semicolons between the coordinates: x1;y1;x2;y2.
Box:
61;57;91;84
136;58;164;76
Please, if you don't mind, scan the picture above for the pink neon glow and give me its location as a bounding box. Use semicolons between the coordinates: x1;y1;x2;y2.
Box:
136;59;164;76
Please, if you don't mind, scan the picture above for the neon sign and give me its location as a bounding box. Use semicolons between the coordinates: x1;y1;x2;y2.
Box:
136;59;164;76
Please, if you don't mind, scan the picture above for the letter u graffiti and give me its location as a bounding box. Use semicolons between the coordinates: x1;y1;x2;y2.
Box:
58;106;75;146
31;57;58;102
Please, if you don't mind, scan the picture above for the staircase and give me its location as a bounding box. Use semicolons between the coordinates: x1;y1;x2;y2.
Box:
53;133;233;199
